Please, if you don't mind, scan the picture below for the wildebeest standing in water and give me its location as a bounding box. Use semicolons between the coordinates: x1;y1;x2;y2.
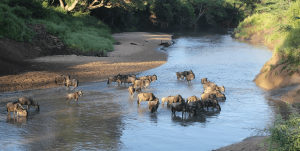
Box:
128;86;135;98
18;97;40;111
148;99;160;113
138;74;157;82
6;102;28;117
176;70;194;81
67;91;83;103
121;74;136;86
186;73;195;83
64;76;79;90
137;92;157;104
171;101;186;117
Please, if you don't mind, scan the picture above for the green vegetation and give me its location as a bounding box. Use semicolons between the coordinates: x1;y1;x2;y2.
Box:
234;0;300;72
266;105;300;150
0;0;115;53
1;0;251;54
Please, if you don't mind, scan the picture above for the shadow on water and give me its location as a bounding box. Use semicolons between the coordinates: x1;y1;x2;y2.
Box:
171;110;221;127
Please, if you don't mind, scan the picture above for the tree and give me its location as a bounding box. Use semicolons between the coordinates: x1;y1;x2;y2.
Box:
186;0;224;28
56;0;151;12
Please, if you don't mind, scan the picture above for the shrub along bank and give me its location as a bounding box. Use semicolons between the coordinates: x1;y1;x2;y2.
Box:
0;0;115;54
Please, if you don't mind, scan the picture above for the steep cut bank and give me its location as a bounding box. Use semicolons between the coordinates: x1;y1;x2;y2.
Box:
232;30;300;103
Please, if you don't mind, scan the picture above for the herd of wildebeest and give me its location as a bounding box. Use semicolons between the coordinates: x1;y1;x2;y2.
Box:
5;69;226;118
106;69;225;117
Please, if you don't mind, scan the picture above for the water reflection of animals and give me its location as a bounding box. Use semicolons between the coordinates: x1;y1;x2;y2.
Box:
6;115;27;125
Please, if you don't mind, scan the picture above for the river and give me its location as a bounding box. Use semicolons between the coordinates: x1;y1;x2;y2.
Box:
0;29;288;151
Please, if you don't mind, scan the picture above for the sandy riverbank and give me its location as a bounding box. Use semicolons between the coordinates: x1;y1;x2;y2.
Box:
0;32;171;92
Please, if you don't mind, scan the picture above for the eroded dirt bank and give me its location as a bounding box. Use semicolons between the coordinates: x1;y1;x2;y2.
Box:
0;32;172;92
232;31;300;103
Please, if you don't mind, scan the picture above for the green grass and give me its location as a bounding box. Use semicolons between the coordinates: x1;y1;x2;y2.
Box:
266;105;300;150
0;0;115;54
233;0;300;73
0;3;35;41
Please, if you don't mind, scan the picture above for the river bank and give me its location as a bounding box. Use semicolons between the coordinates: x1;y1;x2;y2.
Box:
0;32;171;92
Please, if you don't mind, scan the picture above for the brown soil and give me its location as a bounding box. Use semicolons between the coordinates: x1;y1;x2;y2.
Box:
215;136;268;151
0;27;171;92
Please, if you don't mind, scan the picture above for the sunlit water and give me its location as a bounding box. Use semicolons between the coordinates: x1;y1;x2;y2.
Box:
0;29;287;151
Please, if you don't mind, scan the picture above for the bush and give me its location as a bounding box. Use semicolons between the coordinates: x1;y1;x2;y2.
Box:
7;0;48;19
1;0;115;53
0;3;34;41
11;5;32;19
267;107;300;150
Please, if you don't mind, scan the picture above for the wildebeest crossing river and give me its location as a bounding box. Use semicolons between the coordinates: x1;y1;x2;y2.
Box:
0;29;289;150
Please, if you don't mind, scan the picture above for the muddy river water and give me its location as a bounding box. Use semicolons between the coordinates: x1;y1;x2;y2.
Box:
0;29;290;150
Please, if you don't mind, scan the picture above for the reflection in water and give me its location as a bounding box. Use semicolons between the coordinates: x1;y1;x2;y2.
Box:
268;98;291;120
0;29;292;151
6;115;27;125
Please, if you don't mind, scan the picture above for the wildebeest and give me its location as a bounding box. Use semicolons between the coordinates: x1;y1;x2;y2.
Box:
185;103;197;116
6;102;28;117
161;97;169;105
187;100;205;111
55;74;69;85
122;76;136;85
176;70;194;81
201;78;208;84
143;79;151;89
64;76;78;90
133;79;150;89
186;95;201;103
201;93;216;100
203;81;217;89
128;86;135;98
107;74;122;85
137;92;157;104
138;74;157;82
171;101;186;117
135;87;142;94
186;73;195;83
161;95;184;106
67;91;83;103
18;97;39;111
204;85;225;93
148;99;160;113
203;98;221;110
176;72;185;80
202;88;226;101
216;86;225;92
166;94;184;106
182;70;194;77
215;92;226;101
